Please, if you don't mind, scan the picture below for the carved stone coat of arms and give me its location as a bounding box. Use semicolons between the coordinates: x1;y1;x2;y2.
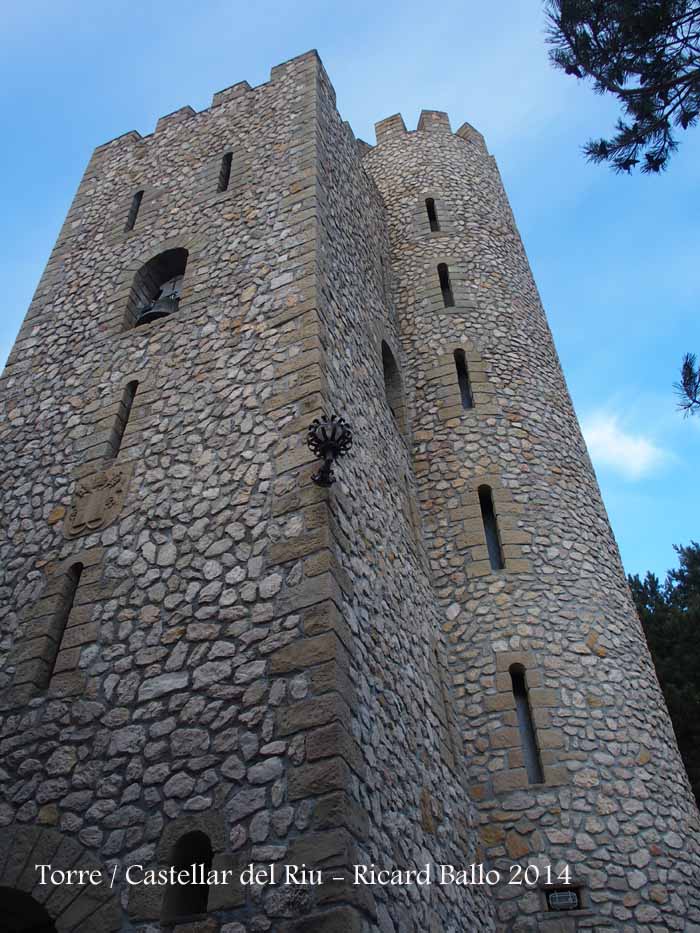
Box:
64;463;133;539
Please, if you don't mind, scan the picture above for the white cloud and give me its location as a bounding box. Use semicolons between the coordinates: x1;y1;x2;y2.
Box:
581;411;669;480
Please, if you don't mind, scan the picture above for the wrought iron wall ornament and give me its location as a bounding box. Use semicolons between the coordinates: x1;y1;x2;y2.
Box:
306;415;353;487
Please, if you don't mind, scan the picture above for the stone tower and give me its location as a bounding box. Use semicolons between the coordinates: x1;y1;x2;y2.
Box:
0;49;697;933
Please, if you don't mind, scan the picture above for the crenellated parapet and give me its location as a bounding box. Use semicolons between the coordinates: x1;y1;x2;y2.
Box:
372;109;488;153
94;49;324;154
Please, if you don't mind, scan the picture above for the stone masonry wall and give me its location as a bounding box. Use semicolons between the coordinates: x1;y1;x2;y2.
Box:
362;116;700;932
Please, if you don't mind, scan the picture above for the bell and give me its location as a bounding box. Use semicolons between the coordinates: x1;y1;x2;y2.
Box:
136;294;179;326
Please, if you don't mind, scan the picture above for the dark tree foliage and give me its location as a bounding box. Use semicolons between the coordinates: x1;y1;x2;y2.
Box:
675;351;700;415
546;0;700;172
629;542;700;805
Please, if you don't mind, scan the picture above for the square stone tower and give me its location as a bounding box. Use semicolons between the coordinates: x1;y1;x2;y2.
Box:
0;52;494;932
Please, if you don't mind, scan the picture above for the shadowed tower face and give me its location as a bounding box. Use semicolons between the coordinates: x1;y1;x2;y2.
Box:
0;50;698;933
362;107;700;928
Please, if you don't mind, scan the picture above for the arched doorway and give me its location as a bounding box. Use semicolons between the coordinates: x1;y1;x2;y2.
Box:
0;887;57;932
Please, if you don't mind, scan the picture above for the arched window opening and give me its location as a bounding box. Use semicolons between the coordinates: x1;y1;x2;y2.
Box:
161;831;213;922
128;248;188;328
1;886;57;933
478;485;504;571
46;562;83;688
217;152;233;192
510;664;544;784
426;197;440;232
381;341;406;434
453;349;474;409
109;381;139;459
125;190;144;232
437;263;454;307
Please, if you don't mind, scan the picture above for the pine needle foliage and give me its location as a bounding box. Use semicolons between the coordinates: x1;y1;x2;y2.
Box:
629;542;700;805
546;0;700;172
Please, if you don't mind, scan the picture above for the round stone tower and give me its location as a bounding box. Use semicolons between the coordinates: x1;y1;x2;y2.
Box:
362;111;700;930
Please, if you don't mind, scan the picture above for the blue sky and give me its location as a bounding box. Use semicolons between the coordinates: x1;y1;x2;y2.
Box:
2;0;698;581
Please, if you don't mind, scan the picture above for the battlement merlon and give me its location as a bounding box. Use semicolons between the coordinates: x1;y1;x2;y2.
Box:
373;110;488;153
91;49;326;155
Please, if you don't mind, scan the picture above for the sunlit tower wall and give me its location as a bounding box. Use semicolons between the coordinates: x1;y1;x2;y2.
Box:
0;53;495;933
362;112;700;930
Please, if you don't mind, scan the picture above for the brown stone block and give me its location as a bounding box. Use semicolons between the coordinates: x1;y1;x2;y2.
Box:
13;657;50;687
54;882;116;933
206;854;246;910
73;429;114;453
277;693;352;737
261;377;325;414
466;561;492;579
28;595;62;619
303;548;333;578
271;481;328;518
425;362;454;382
490;727;520;749
48;671;86;698
11;636;54;666
269;632;344;674
303;601;352;651
275;572;342;616
287;828;355;869
538;729;565;749
306;721;365;776
309;661;356;708
484;693;514;713
480;824;505;845
311;791;370;838
504;558;531;573
268;526;329;565
288;757;351;800
500;530;531;545
66;605;95;628
60;622;98;650
17;614;54;642
0;682;36;709
279;401;326;437
276;348;324;378
543;764;569;786
528;687;559;708
170;918;220;933
438;405;465;421
127;884;166;921
492;768;529;794
3;826;41;886
495;651;535;673
74;581;112;606
538;917;576;933
531;708;551;728
53;647;81;674
73;899;122;933
276;444;317;475
280;906;362;933
506;830;530;860
461;517;487;536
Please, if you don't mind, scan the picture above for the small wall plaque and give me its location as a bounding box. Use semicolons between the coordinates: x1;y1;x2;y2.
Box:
64;463;133;538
